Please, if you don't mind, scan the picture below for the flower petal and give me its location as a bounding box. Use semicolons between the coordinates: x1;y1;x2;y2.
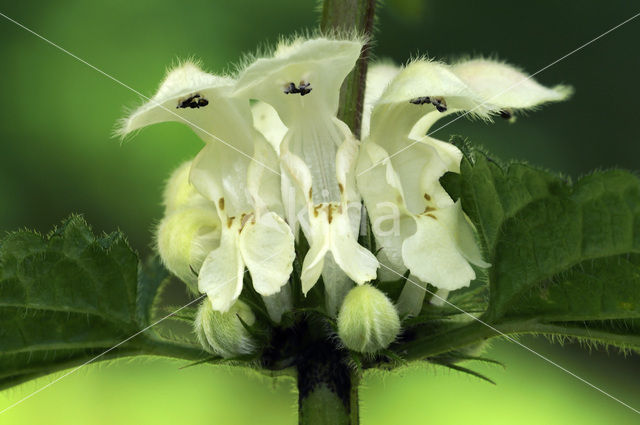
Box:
156;205;220;294
118;63;241;141
301;202;379;294
370;59;490;140
329;208;379;285
280;150;314;233
335;123;364;234
198;221;245;312
190;143;253;217
246;138;284;216
251;101;287;153
234;38;363;125
436;201;491;268
362;62;401;138
300;214;330;295
451;58;572;111
239;212;295;296
402;213;476;291
284;118;344;203
356;141;412;275
419;137;463;173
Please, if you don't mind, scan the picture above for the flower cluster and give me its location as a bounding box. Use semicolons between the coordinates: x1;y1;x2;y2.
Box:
119;36;569;356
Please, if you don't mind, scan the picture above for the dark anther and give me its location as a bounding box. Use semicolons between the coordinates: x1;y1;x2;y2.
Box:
283;82;297;94
431;96;447;112
409;96;447;112
409;96;431;105
177;93;209;109
298;81;312;96
499;109;512;120
283;81;312;96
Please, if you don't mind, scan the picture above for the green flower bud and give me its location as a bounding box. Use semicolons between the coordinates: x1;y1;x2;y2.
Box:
162;160;206;212
194;299;256;358
337;284;401;353
156;206;220;293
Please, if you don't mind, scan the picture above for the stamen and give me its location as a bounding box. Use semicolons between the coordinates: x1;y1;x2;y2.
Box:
283;81;313;96
298;81;312;96
499;109;513;120
409;96;431;105
283;82;297;94
431;96;447;112
177;93;209;109
409;96;446;112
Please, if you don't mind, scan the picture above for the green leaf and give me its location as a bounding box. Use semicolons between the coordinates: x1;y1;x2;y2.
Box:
137;255;171;326
0;216;208;391
519;319;640;352
451;153;640;321
0;216;139;388
510;255;640;321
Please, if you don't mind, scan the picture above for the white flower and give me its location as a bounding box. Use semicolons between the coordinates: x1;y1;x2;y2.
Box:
357;58;571;315
156;161;221;294
119;62;295;314
235;38;379;313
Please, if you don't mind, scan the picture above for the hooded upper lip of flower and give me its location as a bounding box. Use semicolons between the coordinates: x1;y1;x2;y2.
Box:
118;61;295;313
356;57;571;305
233;37;379;304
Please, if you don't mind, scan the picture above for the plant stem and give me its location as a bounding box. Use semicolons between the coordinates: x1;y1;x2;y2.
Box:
297;337;358;425
320;0;377;139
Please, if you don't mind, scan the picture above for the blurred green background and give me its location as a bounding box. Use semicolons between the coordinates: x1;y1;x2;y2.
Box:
1;0;639;423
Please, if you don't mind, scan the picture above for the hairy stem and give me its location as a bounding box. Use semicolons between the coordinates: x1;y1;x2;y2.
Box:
320;0;377;139
297;337;358;425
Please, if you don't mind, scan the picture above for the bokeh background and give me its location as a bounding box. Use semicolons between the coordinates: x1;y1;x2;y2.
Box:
1;0;639;423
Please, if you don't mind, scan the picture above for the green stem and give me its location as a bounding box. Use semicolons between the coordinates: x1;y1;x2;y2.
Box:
297;338;358;425
320;0;377;139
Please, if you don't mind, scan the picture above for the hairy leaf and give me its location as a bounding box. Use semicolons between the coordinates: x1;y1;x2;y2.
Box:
137;255;171;327
448;153;640;323
0;216;206;390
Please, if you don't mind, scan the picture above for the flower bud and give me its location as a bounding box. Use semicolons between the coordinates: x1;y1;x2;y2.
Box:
194;299;256;358
162;160;208;212
156;206;220;293
337;284;401;353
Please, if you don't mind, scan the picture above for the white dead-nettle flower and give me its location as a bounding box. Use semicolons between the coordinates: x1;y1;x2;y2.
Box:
357;58;571;315
156;160;221;295
118;63;295;320
234;38;379;314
